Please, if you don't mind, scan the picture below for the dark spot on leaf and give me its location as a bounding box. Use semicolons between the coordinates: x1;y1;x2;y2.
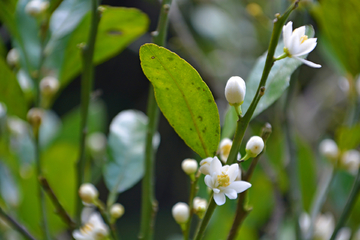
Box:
203;88;205;91
168;57;174;61
197;87;200;90
151;56;155;59
166;87;169;90
202;127;207;133
198;116;203;122
190;128;193;131
108;29;123;35
191;82;194;85
208;99;212;103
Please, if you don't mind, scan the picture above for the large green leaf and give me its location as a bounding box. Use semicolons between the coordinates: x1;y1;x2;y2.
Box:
312;0;360;77
104;110;160;206
0;58;27;119
140;43;220;158
59;6;149;86
335;124;360;151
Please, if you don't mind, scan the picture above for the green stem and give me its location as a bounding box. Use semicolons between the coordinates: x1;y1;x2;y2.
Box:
0;207;37;240
329;170;360;240
139;1;172;240
306;166;334;240
184;171;201;240
75;0;100;223
193;197;217;240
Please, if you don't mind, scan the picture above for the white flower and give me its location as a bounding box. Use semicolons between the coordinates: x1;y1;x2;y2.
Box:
245;136;264;158
314;212;334;240
40;76;60;96
110;203;125;219
225;76;246;106
79;183;99;204
73;212;109;240
172;202;189;224
25;0;49;17
319;139;339;161
6;48;20;67
341;150;360;175
219;138;232;163
181;159;198;175
204;157;251;205
282;21;321;68
335;227;351;240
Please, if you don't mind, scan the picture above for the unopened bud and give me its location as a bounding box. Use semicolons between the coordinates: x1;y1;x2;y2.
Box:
25;0;49;17
87;132;107;157
219;138;232;163
244;136;264;159
27;108;43;129
181;159;198;175
6;49;20;68
199;157;213;175
110;203;124;219
319;139;339;161
172;202;189;224
40;76;59;97
79;183;98;204
341;150;360;175
193;197;207;218
225;76;246;106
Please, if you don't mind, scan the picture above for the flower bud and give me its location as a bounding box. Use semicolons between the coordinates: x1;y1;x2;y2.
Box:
40;76;59;97
25;0;49;17
6;49;20;68
27;108;43;129
245;136;264;158
319;139;339;161
172;202;189;224
224;76;246;106
199;157;214;175
219;138;232;163
87;132;107;157
79;183;98;204
110;203;125;219
181;159;198;175
341;150;360;175
193;197;207;218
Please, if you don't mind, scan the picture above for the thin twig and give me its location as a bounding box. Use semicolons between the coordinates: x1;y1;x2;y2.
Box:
184;171;201;240
0;207;37;240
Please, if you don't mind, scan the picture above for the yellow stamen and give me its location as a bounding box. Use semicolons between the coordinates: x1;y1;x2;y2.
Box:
300;35;308;44
217;172;230;187
80;223;94;235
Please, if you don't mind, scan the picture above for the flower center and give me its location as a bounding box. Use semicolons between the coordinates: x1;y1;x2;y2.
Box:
300;35;308;44
80;222;94;235
217;172;230;187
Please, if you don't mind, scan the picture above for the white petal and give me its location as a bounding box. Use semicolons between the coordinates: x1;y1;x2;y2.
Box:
204;175;214;188
283;21;293;48
293;56;322;68
230;181;252;193
223;188;238;199
289;26;305;55
213;192;226;206
293;38;317;56
73;230;88;240
213;188;220;194
227;164;239;182
210;157;222;175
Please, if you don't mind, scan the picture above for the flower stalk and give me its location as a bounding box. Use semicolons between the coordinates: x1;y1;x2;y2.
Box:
184;171;201;240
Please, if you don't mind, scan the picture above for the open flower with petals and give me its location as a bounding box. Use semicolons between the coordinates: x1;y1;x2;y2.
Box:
73;211;109;240
204;157;251;205
282;21;321;68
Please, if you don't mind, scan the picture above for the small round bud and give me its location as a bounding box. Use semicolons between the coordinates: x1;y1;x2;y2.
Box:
219;138;232;163
79;183;98;204
6;49;20;68
87;132;107;157
341;150;360;175
26;108;43;129
319;139;339;161
110;203;124;219
225;76;246;106
245;136;264;158
199;157;213;175
181;159;198;175
172;202;189;224
25;0;49;17
193;197;207;218
40;76;59;96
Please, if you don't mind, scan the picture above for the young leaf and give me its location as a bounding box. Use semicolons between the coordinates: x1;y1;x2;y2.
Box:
140;43;220;158
104;110;160;206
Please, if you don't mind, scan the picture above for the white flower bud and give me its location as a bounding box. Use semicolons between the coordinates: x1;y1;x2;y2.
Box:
199;157;214;175
172;202;189;224
25;0;49;17
319;139;339;161
110;203;124;219
87;132;107;157
193;197;207;215
27;108;43;129
40;76;59;96
6;48;20;68
79;183;99;204
245;136;264;158
341;150;360;175
181;159;198;175
219;138;232;163
225;76;246;106
314;212;334;240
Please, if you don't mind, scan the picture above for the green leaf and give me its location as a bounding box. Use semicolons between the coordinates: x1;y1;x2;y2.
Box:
0;58;27;119
104;110;160;206
335;124;360;151
140;43;220;158
59;6;149;86
312;0;360;77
